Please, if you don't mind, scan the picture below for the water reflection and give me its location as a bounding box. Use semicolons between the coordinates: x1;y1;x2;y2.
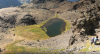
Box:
41;18;66;37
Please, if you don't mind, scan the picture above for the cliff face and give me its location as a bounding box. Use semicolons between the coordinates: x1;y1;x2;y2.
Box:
68;0;100;45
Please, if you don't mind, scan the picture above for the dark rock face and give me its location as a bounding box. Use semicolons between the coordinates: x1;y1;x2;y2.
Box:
0;15;17;32
0;7;55;33
32;0;66;3
19;14;36;25
0;14;36;33
72;1;100;35
0;48;5;52
69;0;100;45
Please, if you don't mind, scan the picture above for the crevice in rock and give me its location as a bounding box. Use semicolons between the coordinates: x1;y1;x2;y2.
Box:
73;2;84;10
20;14;36;25
21;18;36;25
98;6;100;11
91;0;95;3
84;19;99;35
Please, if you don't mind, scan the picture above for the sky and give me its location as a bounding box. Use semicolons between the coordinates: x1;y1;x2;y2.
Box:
67;0;79;2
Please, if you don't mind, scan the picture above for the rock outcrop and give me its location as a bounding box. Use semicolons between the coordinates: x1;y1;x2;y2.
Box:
69;0;100;45
21;0;71;9
0;7;55;33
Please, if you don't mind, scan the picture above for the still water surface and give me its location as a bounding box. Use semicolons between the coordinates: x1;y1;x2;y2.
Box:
41;18;66;37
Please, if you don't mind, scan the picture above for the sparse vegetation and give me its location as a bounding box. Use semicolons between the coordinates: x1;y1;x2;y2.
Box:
80;40;100;52
12;25;49;40
4;42;66;54
6;13;71;54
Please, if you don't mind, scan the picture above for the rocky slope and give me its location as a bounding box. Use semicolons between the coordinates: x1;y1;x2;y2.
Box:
1;0;100;54
69;0;100;45
22;0;100;52
22;0;71;9
0;7;55;33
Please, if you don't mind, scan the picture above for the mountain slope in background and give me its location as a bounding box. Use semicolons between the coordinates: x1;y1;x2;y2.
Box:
0;0;21;8
0;0;32;9
0;0;79;9
18;0;33;4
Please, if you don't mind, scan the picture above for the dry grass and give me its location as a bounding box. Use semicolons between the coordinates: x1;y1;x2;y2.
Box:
80;39;100;52
4;14;71;54
4;40;66;54
11;25;49;40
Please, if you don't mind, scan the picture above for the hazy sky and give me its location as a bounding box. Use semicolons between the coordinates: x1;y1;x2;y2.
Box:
67;0;79;2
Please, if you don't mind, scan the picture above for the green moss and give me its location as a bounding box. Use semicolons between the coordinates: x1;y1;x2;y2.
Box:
61;48;66;51
5;45;25;54
12;25;49;40
42;27;47;32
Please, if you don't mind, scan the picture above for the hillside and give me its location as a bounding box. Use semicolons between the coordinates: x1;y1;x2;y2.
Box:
0;0;100;54
0;0;21;8
18;0;33;4
0;0;32;9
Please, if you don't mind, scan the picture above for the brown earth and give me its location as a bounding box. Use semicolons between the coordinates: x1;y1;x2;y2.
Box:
0;0;100;54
